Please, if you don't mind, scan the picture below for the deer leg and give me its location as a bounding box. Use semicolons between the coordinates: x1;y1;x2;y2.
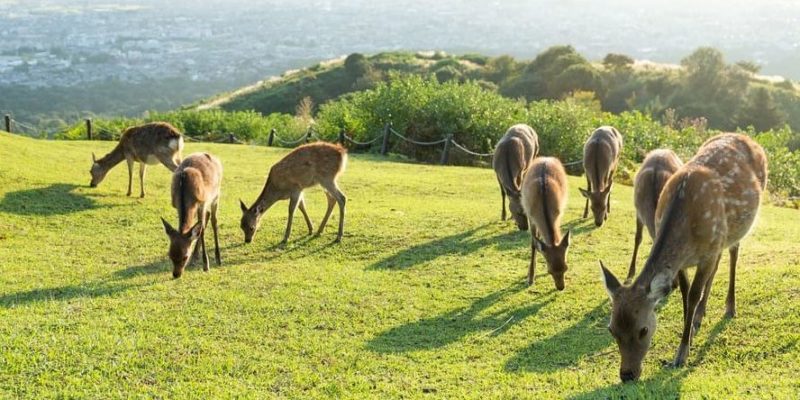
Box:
125;157;134;196
316;192;336;236
725;245;739;318
199;209;210;271
499;180;507;221
297;194;314;235
211;201;221;266
626;217;644;284
674;258;714;367
139;163;147;198
528;226;538;286
281;192;300;244
677;269;690;322
583;176;591;219
693;254;722;332
320;180;346;243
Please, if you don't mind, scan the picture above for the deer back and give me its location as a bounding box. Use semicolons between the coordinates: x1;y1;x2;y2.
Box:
171;152;223;232
633;149;682;238
583;126;623;191
521;157;568;245
493;124;539;196
122;122;183;163
267;143;347;194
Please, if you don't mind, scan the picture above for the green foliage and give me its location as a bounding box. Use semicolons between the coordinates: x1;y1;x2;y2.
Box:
603;53;634;70
736;87;786;132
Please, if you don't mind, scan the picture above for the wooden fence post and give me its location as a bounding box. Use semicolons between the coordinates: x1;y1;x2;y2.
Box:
440;134;453;165
268;128;275;146
228;133;235;143
86;118;93;140
380;122;391;155
338;129;345;145
4;115;10;133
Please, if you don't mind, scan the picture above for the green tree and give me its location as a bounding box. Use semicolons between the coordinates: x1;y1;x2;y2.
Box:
603;53;634;70
736;87;786;132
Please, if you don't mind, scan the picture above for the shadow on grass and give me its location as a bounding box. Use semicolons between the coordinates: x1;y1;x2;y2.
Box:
567;317;731;399
366;282;555;353
368;224;527;270
561;217;597;237
0;183;103;215
0;281;139;308
505;301;613;373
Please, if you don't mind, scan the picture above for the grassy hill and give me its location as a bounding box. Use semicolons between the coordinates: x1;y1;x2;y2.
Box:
1;131;799;398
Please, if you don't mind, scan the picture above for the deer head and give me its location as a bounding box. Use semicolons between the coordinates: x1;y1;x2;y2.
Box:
240;200;263;243
89;153;107;188
580;179;612;227
162;218;202;278
600;261;672;382
534;231;571;290
508;196;529;231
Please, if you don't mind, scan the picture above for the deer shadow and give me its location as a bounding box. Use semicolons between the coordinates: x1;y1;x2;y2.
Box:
561;217;598;237
567;318;731;399
0;183;103;215
366;282;555;353
368;224;528;270
505;301;613;373
0;280;139;308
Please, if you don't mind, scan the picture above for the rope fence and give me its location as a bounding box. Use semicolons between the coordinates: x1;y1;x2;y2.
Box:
2;114;584;167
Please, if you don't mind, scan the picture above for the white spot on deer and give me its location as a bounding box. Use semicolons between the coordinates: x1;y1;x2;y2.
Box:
169;138;180;151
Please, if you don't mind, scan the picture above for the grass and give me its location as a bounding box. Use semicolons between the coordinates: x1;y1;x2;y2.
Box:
1;131;799;398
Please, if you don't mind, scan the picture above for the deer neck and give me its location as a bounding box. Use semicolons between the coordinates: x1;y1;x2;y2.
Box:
97;144;126;171
253;179;284;216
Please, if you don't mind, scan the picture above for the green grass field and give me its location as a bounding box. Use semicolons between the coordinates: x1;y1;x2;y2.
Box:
1;131;798;398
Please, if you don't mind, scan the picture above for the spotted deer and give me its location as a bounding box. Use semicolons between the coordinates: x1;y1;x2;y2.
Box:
160;153;223;278
627;149;683;282
240;142;347;245
90;122;183;198
580;126;623;227
493;124;539;231
600;133;767;382
520;157;571;290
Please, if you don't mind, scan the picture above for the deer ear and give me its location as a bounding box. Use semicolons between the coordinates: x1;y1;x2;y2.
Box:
560;230;571;248
92;152;97;163
579;188;590;198
188;222;203;240
239;199;248;213
161;217;177;236
646;272;672;304
600;260;621;300
604;179;613;194
533;237;546;252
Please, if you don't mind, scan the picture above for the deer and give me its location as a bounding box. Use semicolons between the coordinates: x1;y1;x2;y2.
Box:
240;142;347;245
580;126;623;227
520;157;571;290
492;124;539;231
90;122;183;198
627;149;683;283
600;133;767;383
160;153;223;279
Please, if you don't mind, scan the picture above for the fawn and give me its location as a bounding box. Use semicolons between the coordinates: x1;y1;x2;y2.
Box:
160;153;223;278
601;133;767;382
520;157;571;290
493;124;539;231
240;142;347;244
90;122;183;198
627;149;683;282
580;126;623;227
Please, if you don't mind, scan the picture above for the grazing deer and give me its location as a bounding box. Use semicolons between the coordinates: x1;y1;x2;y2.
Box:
493;124;539;231
520;157;571;290
580;126;623;227
90;122;183;198
600;133;767;382
160;153;223;278
240;142;347;244
627;149;683;282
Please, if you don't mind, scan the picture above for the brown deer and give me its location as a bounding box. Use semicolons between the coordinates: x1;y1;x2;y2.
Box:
627;149;683;283
520;157;571;290
90;122;183;198
493;124;539;231
600;133;767;382
160;153;223;278
580;126;623;227
240;142;347;244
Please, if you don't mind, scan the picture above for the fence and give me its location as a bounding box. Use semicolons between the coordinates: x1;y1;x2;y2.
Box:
3;114;584;168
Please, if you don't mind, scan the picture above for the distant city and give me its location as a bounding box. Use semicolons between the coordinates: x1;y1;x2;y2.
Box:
1;0;798;119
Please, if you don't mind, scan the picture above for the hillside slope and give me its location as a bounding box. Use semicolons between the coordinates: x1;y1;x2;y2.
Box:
1;132;799;398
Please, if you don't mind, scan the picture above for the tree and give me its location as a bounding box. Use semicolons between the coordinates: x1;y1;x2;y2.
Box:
603;53;634;70
735;60;761;74
681;47;726;94
736;87;786;132
344;53;370;78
